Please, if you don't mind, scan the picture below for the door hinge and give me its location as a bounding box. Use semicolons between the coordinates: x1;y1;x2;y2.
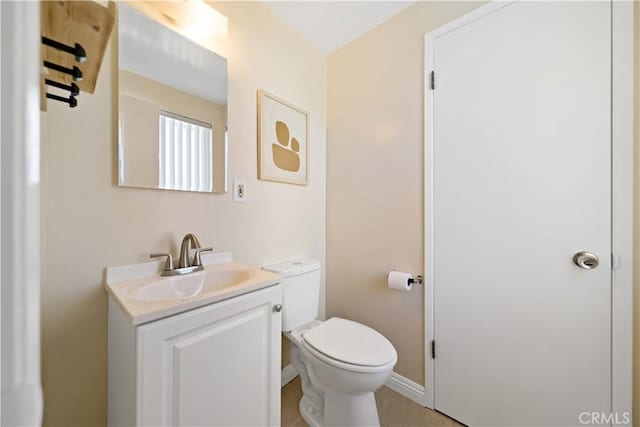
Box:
430;71;435;90
431;340;436;359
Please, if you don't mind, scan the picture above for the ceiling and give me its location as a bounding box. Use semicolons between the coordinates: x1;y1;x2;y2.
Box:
263;1;415;54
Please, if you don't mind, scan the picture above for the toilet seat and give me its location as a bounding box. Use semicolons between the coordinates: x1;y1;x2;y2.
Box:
301;318;397;374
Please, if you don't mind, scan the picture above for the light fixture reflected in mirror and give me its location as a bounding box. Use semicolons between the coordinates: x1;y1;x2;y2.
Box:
124;0;228;53
181;0;228;44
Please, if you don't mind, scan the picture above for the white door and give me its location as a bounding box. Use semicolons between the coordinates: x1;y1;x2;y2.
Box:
138;285;282;426
429;2;611;425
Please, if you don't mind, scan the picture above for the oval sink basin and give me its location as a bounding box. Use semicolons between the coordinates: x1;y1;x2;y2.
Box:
126;268;252;302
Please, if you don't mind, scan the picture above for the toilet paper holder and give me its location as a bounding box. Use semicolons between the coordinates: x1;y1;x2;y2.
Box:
408;275;423;286
387;270;423;291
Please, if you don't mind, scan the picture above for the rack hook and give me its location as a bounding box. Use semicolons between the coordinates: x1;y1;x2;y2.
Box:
46;93;77;108
43;60;83;82
45;79;79;97
42;37;86;63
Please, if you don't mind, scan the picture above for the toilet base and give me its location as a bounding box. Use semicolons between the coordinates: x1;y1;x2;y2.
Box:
290;340;325;426
324;391;379;427
287;330;383;427
299;395;322;427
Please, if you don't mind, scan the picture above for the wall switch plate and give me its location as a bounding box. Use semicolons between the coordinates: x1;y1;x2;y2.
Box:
233;179;247;202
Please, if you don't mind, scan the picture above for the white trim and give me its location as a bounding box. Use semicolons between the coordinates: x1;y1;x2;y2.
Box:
611;1;634;422
423;22;435;412
281;364;298;388
0;1;43;425
424;0;634;420
385;372;426;407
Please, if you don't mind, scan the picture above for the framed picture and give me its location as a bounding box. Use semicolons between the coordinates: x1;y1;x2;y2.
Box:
257;90;309;185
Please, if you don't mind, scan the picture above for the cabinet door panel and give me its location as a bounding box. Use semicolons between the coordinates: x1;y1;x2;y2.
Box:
137;286;281;426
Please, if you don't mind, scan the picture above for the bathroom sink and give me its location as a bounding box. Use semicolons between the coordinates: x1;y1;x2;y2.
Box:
105;255;282;325
126;267;252;302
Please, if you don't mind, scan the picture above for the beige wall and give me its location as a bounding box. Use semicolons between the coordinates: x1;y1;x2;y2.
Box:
119;93;160;185
327;1;484;385
119;70;227;191
328;2;639;415
40;2;326;426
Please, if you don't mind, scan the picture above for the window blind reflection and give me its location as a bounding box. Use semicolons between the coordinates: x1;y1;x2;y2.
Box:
159;112;213;192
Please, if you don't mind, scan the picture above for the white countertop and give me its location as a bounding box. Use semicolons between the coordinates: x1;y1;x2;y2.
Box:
105;252;282;325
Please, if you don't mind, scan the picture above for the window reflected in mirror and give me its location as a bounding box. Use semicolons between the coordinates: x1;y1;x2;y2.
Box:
158;112;213;192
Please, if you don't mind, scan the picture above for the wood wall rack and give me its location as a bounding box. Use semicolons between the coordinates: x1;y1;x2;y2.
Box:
40;1;115;110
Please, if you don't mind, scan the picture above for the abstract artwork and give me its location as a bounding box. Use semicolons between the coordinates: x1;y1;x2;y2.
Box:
257;90;308;185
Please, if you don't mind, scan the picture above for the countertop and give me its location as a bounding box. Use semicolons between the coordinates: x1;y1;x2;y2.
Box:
105;253;281;325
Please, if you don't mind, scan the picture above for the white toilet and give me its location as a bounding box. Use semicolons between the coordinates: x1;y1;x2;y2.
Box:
263;259;397;427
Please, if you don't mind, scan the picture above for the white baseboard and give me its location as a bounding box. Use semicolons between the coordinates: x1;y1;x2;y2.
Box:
385;372;427;407
281;364;298;388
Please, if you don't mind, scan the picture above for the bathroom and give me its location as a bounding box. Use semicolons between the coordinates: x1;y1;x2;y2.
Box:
1;1;638;426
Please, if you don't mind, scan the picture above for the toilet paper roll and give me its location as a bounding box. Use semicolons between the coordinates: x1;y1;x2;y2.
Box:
388;270;413;292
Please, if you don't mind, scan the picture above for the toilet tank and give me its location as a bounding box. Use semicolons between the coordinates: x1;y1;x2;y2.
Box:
262;259;321;332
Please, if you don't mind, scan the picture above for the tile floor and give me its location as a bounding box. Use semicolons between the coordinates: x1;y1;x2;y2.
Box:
281;377;462;427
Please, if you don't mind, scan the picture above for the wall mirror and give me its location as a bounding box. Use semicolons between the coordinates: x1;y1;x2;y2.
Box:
117;3;228;193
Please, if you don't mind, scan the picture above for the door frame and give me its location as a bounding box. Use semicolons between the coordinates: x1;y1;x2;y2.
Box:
423;1;634;420
0;0;43;424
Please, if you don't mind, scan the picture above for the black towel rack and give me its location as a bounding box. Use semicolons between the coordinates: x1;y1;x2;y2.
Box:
41;37;85;108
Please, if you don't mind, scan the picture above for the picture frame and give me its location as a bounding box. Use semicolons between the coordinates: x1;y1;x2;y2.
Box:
257;89;309;185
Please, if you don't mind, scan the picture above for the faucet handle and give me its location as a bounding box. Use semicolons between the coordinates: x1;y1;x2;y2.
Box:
192;247;213;267
150;253;175;271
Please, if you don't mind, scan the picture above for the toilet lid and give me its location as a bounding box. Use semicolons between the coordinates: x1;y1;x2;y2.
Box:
302;318;396;367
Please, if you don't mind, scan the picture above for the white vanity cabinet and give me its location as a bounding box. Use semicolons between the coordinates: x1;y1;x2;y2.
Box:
108;284;282;427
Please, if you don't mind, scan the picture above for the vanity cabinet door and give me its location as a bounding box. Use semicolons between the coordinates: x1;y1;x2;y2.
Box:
137;285;282;426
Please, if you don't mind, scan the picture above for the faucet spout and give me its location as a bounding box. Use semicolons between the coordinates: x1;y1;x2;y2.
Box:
178;233;201;268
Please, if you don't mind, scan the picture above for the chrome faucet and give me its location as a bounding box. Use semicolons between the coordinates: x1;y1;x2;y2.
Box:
178;233;201;268
150;233;212;276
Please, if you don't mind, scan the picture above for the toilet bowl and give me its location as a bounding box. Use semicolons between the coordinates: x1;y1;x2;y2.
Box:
287;318;397;427
263;259;397;427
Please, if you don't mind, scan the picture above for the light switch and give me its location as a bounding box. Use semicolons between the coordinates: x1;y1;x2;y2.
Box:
233;179;247;202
